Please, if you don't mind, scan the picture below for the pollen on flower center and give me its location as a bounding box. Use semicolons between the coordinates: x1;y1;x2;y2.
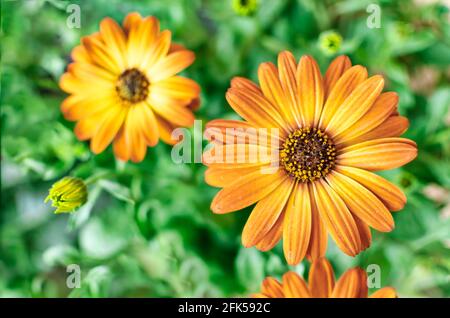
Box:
116;68;150;103
280;127;336;182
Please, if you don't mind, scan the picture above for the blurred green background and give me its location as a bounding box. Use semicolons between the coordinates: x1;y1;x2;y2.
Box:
1;0;450;297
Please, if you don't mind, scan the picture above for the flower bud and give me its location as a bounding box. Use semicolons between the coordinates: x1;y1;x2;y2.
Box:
45;177;87;213
232;0;258;16
319;30;343;56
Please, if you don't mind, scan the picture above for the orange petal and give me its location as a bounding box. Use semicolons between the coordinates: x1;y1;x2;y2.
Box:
242;178;294;247
99;17;127;70
306;183;328;260
205;121;281;150
324;55;352;97
59;71;113;95
283;183;312;265
155;115;178;145
125;107;148;162
148;94;195;127
282;272;311;298
336;165;406;211
312;180;362;257
203;143;274;169
90;106;127;154
261;277;284;298
82;35;121;74
205;166;265;188
319;65;368;130
331;268;368;298
226;88;287;131
335;92;398;145
354;215;372;251
338;138;417;171
230;77;262;95
140;30;171;71
210;169;287;214
139;16;160;43
326;171;394;232
308;257;335;298
74;111;106;141
205;119;259;145
61;94;116;121
114;104;152;163
278;51;302;128
296;55;324;127
66;61;116;85
135;16;161;66
258;62;295;129
370;287;397;298
345;116;409;146
128;134;147;163
71;45;91;63
326;75;384;137
59;73;79;94
169;42;186;53
147;50;195;82
151;76;200;101
113;124;129;162
133;104;159;147
255;211;284;251
206;119;254;130
258;62;286;110
126;15;161;68
123;12;142;33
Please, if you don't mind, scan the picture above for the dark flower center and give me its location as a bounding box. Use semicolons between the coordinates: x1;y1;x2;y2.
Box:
280;127;336;182
116;68;149;103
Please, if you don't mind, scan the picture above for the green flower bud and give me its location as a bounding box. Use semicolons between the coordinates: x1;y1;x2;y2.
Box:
319;30;343;56
232;0;258;16
45;177;87;214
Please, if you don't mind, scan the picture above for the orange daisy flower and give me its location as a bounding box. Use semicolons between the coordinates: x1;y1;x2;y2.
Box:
60;13;200;162
204;53;417;264
252;257;397;298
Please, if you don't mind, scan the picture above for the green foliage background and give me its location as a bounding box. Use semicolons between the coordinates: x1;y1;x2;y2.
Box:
1;0;450;297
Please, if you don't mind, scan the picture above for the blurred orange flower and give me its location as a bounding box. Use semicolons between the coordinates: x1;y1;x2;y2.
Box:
60;13;200;162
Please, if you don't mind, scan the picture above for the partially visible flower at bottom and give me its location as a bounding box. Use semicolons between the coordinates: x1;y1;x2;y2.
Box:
252;258;397;298
319;30;343;56
232;0;258;16
45;177;88;213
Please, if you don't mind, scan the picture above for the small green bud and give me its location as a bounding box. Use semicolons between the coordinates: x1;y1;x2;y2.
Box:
232;0;258;16
319;30;343;56
45;177;88;214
